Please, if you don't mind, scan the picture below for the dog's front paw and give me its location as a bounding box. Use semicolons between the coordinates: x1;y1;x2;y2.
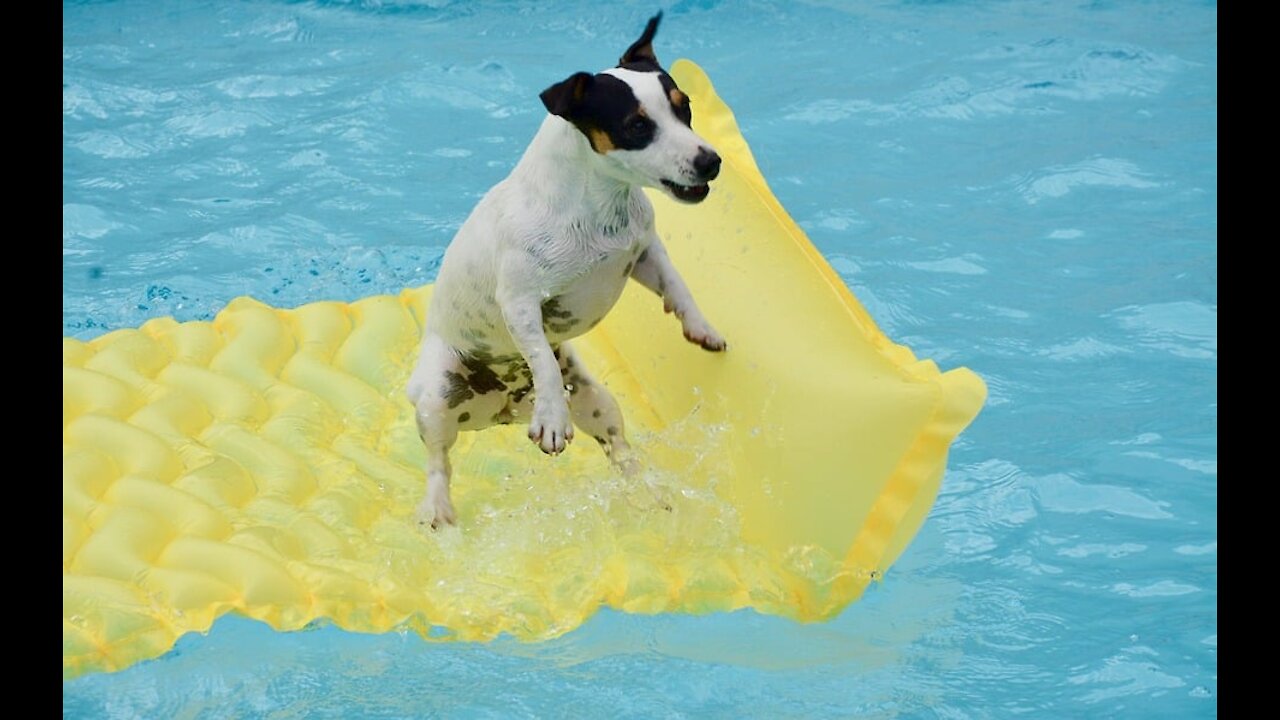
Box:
682;319;727;352
416;491;457;530
529;400;574;455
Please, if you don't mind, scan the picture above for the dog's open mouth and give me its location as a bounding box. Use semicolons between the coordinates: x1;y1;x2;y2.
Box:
661;180;710;204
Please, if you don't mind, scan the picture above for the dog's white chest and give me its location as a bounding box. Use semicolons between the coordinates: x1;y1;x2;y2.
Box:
540;239;648;342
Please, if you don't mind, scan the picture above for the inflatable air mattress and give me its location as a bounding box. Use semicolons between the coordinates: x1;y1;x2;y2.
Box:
63;60;986;678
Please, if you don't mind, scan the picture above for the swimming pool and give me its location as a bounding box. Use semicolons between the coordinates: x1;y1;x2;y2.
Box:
63;0;1217;716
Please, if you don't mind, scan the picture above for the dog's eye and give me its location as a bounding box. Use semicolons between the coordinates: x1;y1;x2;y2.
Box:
626;117;651;136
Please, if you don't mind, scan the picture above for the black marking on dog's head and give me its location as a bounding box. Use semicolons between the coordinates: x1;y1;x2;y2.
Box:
657;74;691;127
458;412;471;423
541;72;656;155
618;12;662;70
619;13;690;128
539;13;700;156
540;72;592;120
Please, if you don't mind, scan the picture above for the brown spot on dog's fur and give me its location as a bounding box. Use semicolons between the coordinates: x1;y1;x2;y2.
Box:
607;426;618;436
508;378;535;404
669;88;687;108
587;128;615;154
542;296;581;333
442;371;473;409
560;355;578;375
542;297;573;319
460;355;506;395
592;409;601;418
546;319;580;333
458;412;471;423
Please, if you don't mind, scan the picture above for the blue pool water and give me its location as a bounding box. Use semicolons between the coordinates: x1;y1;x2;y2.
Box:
63;0;1217;716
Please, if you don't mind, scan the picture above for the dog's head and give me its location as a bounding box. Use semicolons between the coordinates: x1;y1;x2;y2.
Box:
539;12;720;204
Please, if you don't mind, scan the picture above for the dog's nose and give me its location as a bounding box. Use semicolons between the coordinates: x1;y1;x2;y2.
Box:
693;148;721;181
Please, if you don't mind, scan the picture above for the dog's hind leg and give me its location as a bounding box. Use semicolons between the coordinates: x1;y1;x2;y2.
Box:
414;410;458;529
557;344;638;476
406;333;464;529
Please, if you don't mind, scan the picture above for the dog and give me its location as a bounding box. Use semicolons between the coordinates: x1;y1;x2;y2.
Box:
406;12;726;528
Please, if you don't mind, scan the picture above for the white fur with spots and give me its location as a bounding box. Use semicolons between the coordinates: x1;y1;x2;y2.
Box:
406;65;725;529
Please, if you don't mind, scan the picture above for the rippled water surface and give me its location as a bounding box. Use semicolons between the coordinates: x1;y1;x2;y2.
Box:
63;0;1217;716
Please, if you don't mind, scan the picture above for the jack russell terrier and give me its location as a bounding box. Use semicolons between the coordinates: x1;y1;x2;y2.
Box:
406;12;725;528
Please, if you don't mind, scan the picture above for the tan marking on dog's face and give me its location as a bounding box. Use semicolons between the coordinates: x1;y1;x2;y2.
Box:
669;88;687;108
585;106;650;155
587;127;615;154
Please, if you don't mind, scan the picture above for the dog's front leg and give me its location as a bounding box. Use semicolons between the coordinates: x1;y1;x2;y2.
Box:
497;263;575;454
630;235;727;351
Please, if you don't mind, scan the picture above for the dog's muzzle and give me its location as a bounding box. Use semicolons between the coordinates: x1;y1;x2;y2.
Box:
662;179;711;203
663;148;719;204
693;147;721;182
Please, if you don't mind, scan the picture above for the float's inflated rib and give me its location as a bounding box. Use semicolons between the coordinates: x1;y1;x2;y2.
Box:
62;60;985;679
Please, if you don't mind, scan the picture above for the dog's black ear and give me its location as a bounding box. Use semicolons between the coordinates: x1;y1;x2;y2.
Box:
540;71;593;119
619;12;661;67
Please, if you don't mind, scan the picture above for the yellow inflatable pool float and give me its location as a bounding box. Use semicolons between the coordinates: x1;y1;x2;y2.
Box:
62;60;986;679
